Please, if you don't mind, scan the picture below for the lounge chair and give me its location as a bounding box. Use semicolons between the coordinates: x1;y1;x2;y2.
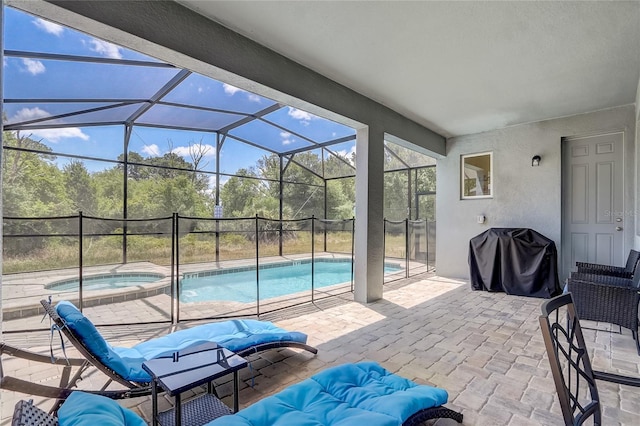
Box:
0;343;141;402
12;362;463;426
566;271;640;354
540;293;640;425
575;249;640;278
1;299;317;408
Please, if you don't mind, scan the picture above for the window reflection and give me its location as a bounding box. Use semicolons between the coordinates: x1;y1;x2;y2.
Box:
461;152;492;198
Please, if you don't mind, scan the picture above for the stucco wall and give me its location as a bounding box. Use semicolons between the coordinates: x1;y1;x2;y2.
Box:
636;79;640;248
437;105;636;279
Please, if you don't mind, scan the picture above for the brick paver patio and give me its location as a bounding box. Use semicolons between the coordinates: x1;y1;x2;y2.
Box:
2;273;640;425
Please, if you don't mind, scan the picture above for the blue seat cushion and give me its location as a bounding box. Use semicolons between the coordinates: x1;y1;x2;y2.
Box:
206;361;449;426
55;301;308;383
58;392;146;426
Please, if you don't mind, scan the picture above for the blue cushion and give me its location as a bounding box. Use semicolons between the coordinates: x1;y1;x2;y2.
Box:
55;301;309;383
58;392;146;426
56;301;147;383
206;361;449;426
131;319;307;358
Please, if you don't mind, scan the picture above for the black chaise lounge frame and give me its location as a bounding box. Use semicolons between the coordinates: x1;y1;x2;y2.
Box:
401;406;463;425
1;299;317;412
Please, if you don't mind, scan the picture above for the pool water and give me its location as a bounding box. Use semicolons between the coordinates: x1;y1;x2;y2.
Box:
180;260;402;303
48;273;164;291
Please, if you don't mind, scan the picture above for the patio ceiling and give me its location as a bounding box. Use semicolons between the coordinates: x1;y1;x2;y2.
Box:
178;1;640;138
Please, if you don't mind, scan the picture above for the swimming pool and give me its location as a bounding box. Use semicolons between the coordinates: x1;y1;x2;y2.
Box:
180;260;402;303
47;272;165;292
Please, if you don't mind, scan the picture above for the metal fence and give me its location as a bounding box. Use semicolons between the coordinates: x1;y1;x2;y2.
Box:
383;218;436;283
2;214;434;332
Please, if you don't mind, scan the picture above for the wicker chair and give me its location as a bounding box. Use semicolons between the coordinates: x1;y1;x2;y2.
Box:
575;249;640;278
540;293;640;425
566;271;640;355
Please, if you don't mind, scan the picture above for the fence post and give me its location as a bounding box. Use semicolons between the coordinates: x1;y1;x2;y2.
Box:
171;213;176;324
311;216;315;303
255;214;260;316
350;217;355;292
405;218;409;278
426;220;430;270
215;216;220;264
122;218;127;265
78;211;83;311
382;218;387;285
175;213;180;323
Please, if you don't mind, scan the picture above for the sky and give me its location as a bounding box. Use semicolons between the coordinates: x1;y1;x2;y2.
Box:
2;6;358;177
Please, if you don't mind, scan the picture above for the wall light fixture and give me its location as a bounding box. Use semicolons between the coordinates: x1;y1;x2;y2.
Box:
532;155;541;167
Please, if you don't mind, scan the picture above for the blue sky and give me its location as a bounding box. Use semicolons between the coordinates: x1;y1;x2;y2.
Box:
2;6;357;177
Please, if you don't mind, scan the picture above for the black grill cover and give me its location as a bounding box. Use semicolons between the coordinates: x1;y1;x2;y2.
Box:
469;228;561;298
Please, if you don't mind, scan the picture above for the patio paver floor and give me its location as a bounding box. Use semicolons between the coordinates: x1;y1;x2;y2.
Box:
2;273;640;425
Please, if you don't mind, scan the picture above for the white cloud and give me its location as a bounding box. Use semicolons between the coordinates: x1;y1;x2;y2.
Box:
336;145;357;165
198;86;204;93
10;107;88;142
280;131;294;146
204;175;218;195
12;107;51;122
22;58;46;75
223;83;261;102
288;107;317;125
89;38;122;59
30;128;89;142
33;18;64;36
142;144;161;157
172;144;216;157
223;83;242;95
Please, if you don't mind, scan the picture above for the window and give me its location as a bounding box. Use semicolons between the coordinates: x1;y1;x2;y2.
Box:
461;152;493;199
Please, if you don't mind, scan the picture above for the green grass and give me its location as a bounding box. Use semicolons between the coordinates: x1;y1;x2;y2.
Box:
3;231;356;274
2;229;417;275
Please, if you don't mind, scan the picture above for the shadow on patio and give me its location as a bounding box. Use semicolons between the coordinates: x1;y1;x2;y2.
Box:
2;273;640;425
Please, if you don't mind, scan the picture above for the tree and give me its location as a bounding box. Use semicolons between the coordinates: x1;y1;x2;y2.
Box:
219;168;262;217
117;143;215;218
383;170;409;221
325;151;355;219
188;137;212;174
93;167;124;218
2;130;69;217
282;153;324;219
63;160;97;215
2;130;72;256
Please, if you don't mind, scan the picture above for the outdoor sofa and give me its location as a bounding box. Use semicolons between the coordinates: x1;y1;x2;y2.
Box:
1;299;317;410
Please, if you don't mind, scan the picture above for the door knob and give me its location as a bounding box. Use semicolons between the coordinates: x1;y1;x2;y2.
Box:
616;226;623;231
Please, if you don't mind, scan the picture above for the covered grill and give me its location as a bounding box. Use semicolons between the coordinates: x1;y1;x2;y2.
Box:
469;228;561;298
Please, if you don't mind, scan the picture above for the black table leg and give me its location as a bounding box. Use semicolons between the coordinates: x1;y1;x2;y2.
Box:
152;381;158;426
175;393;181;426
233;370;239;413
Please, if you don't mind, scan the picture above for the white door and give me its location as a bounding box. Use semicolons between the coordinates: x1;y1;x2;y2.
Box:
561;132;624;280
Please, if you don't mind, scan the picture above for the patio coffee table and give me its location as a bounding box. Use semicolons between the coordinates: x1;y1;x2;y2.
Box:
142;341;248;426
